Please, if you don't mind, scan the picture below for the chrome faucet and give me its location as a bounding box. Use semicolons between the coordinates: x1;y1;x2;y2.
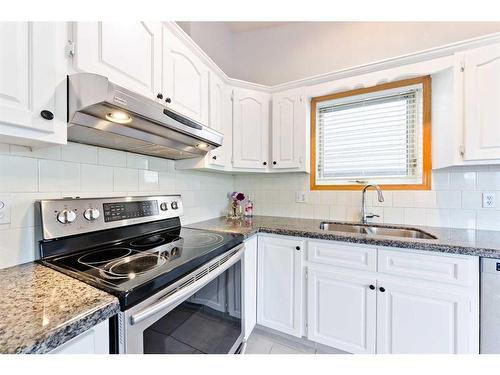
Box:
361;184;384;224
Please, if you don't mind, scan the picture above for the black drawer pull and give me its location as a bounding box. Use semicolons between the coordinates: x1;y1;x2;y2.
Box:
369;285;375;290
379;287;386;292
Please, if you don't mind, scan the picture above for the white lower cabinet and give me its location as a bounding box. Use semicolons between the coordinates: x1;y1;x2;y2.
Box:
257;235;303;337
243;236;258;340
376;279;473;354
49;319;109;354
307;268;376;354
254;235;479;354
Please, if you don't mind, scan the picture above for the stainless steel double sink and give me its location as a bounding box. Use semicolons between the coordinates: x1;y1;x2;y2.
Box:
319;222;437;240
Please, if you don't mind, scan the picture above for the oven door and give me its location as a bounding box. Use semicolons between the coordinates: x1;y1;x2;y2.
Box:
119;245;244;354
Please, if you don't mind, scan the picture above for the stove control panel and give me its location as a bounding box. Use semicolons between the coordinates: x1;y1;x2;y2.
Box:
103;200;158;222
37;195;183;240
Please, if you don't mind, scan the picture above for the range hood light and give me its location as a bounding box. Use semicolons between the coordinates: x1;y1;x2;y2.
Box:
196;143;209;149
106;111;132;124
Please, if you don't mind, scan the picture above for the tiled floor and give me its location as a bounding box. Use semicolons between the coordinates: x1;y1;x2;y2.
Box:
244;327;348;354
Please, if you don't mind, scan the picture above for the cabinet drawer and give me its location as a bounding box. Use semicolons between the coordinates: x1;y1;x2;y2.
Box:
307;241;377;272
377;249;474;286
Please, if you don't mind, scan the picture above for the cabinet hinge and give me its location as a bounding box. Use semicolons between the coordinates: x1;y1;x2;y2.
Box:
305;269;308;280
66;41;76;58
305;323;308;334
459;145;465;158
230;90;234;102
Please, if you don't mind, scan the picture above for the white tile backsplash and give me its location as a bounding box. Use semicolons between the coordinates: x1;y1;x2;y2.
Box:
3;138;500;269
0;155;38;192
0;142;234;269
81;164;114;191
39;160;80;192
97;148;127;167
234;168;500;231
62;143;98;164
113;167;139;191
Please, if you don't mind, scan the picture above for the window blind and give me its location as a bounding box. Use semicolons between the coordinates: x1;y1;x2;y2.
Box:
316;83;424;186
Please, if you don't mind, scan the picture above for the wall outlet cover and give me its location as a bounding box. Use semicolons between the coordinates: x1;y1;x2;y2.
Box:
0;195;11;224
295;191;308;203
482;192;496;208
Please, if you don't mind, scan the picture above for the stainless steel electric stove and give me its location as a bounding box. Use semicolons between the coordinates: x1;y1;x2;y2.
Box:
36;195;245;354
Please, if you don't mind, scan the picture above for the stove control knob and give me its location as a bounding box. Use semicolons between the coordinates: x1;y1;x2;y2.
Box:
171;201;178;210
160;202;168;211
57;209;77;224
83;208;100;221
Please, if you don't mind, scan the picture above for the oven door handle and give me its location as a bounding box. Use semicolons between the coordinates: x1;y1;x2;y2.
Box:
130;247;243;326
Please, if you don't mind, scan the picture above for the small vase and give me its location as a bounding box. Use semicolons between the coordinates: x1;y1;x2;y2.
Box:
227;201;243;219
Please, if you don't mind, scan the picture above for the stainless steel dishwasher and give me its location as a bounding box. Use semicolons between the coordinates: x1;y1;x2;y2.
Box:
480;258;500;353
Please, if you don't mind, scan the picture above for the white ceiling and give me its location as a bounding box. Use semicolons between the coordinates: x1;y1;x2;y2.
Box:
224;22;294;33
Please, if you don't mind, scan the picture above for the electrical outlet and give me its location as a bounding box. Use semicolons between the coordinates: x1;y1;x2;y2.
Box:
0;196;11;224
295;191;308;203
482;192;496;208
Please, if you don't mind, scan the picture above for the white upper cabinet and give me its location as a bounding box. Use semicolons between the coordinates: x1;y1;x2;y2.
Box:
0;22;67;146
271;87;308;170
161;25;209;125
463;42;500;161
74;22;162;101
232;88;270;170
208;72;226;167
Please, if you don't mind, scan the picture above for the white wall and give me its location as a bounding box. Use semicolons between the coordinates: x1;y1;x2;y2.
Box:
177;21;235;77
234;167;500;231
183;22;500;85
0;142;233;269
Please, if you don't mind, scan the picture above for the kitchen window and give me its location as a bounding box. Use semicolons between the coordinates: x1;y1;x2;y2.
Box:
311;76;431;190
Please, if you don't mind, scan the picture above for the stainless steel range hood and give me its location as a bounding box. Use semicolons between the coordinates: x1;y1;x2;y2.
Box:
67;73;223;160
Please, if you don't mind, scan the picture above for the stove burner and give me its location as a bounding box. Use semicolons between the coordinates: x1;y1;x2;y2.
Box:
181;232;225;249
78;247;132;265
108;254;167;276
130;235;166;248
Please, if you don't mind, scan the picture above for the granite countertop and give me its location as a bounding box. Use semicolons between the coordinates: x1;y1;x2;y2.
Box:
0;262;119;354
187;215;500;258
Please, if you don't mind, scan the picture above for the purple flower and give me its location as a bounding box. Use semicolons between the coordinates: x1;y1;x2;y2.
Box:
231;191;246;201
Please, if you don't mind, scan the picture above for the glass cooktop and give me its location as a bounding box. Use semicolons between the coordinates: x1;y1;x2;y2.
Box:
42;227;243;309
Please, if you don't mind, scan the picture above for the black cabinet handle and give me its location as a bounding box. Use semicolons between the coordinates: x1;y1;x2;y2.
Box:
157;93;163;99
295;246;301;251
165;97;171;103
273;161;277;165
379;287;386;292
263;161;267;166
369;285;375;290
212;156;217;160
40;110;54;120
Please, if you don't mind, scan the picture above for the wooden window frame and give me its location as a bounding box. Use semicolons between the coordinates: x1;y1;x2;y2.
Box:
310;75;432;191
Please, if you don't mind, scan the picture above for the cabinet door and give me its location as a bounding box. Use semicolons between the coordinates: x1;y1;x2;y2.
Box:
376;280;474;353
271;88;306;169
50;320;109;354
162;25;209;124
208;72;226;167
307;268;376;354
74;22;162;100
463;43;500;161
243;236;258;340
232;88;270;169
257;236;303;337
0;22;66;145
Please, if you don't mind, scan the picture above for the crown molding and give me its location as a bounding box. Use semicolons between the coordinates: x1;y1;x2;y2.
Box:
164;22;500;94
